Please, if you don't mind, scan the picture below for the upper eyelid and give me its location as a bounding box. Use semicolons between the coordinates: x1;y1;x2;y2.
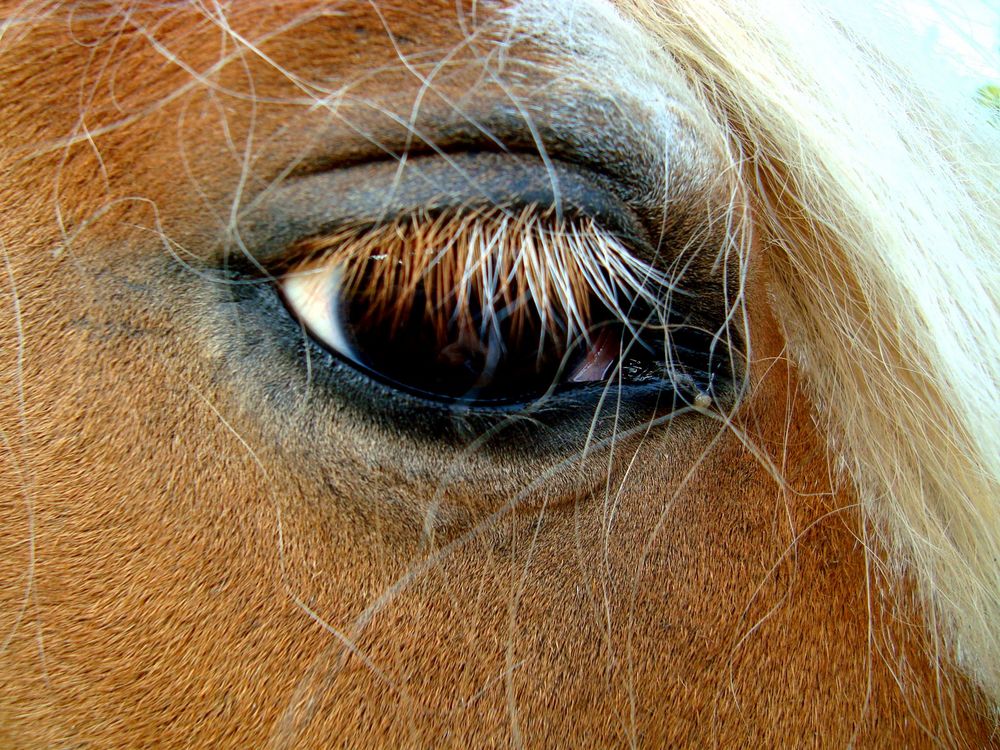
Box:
232;151;660;269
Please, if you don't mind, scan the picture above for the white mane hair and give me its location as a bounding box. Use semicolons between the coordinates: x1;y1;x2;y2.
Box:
607;0;1000;709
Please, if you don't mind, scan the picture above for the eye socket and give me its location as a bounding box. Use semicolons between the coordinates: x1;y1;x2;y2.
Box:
278;207;711;408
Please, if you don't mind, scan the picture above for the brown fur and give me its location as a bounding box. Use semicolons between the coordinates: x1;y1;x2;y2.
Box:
0;2;994;747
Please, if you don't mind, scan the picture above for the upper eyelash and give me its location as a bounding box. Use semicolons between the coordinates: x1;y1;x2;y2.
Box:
282;204;686;352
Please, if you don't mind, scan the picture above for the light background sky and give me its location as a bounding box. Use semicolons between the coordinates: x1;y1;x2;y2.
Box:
903;0;1000;88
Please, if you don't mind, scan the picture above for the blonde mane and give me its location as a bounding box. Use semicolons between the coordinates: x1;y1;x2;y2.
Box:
619;0;1000;708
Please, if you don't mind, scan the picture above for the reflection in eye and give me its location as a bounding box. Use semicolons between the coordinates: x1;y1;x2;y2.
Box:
279;207;699;406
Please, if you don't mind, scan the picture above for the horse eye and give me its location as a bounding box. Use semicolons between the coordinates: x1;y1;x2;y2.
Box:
277;209;691;408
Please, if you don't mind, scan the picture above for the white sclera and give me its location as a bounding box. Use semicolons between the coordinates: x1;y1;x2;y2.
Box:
281;265;359;363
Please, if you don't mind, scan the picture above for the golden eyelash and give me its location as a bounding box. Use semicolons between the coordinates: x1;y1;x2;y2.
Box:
287;205;677;351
